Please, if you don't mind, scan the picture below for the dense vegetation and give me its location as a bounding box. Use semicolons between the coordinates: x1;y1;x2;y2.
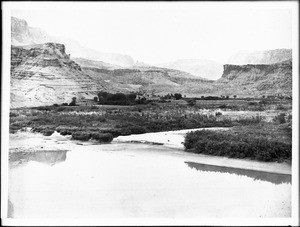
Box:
184;125;292;162
9;98;292;162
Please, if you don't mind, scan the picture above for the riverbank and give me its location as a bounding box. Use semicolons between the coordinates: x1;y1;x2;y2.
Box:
9;104;292;162
9;129;291;175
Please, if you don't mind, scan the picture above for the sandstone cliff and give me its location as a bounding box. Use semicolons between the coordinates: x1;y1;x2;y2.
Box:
215;60;292;97
10;43;104;108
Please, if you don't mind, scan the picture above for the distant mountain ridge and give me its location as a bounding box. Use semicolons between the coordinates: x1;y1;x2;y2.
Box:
156;59;223;80
11;16;135;67
11;17;50;45
227;49;292;65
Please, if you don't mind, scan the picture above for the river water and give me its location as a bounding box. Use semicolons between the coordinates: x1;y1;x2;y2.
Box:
7;130;291;218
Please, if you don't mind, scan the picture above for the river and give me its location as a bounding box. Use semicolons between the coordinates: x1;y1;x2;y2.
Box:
7;129;291;219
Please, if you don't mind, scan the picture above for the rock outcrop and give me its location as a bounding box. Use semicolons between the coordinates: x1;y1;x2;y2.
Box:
10;43;103;108
11;16;135;67
215;60;292;96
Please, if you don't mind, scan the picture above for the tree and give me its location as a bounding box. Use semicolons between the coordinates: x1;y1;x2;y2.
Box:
93;97;98;102
97;91;109;100
109;93;127;101
69;97;77;106
127;93;137;101
174;93;182;100
233;95;237;99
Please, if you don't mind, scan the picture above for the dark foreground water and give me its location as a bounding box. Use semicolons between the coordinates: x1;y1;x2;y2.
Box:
8;145;291;218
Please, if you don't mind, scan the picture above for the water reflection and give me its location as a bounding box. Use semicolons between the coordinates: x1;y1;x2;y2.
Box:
185;161;291;185
9;150;68;167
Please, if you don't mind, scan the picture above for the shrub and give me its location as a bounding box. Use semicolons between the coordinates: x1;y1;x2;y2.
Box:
60;130;73;136
53;104;59;107
91;132;113;142
128;125;147;134
43;129;54;136
10;112;19;117
127;93;137;101
71;132;91;141
187;99;196;106
33;106;53;111
237;115;263;125
273;113;286;124
69;97;77;106
136;97;148;105
276;104;286;110
56;106;68;112
108;93;127;101
98;91;109;100
174;93;182;100
215;111;222;116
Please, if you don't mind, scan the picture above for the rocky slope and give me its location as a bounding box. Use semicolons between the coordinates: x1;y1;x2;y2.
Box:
11;16;135;67
72;57;123;70
156;59;223;80
227;49;292;65
10;43;105;108
10;44;213;107
77;58;212;96
215;60;292;97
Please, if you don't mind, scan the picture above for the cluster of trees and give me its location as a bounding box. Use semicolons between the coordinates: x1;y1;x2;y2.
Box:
161;93;182;100
198;95;237;100
94;91;185;105
95;91;141;105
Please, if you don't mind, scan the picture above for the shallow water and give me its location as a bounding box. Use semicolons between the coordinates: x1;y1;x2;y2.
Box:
8;139;291;219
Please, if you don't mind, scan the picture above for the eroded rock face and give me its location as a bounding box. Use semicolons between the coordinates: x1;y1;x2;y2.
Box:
216;60;292;96
10;43;101;108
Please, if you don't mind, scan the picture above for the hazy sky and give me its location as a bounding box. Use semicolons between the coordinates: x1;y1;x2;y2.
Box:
8;2;294;64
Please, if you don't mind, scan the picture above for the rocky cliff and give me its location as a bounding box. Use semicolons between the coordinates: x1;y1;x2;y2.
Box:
10;43;104;108
10;44;213;107
215;60;292;96
11;16;135;67
227;49;292;65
